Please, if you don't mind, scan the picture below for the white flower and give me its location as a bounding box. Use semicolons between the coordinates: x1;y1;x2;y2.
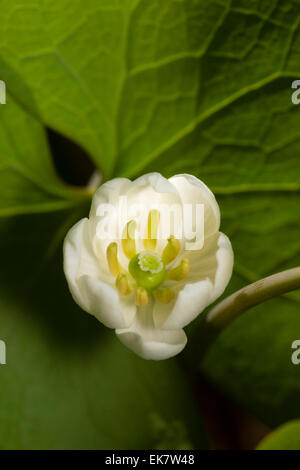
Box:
63;173;233;360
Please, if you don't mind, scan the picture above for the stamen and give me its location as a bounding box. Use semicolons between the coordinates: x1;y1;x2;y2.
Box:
166;258;190;281
153;287;175;304
122;220;136;259
106;242;120;277
115;273;133;296
143;209;160;251
135;287;150;306
162;236;181;265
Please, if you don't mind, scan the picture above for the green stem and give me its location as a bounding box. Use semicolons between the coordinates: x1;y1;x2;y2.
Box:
207;266;300;329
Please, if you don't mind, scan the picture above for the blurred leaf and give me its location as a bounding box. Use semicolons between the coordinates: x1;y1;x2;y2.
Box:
0;211;207;449
257;420;300;450
201;284;300;428
150;415;194;450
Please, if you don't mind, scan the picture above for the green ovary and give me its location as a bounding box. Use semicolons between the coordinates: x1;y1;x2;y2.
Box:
129;251;166;290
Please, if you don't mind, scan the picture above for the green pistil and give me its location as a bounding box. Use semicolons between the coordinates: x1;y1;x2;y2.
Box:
138;250;163;274
129;251;166;290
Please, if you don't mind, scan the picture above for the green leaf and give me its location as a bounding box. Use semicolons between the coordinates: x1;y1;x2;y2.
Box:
199;186;300;428
257;420;300;450
0;0;135;178
0;93;89;215
2;0;300;182
201;284;300;428
0;210;207;449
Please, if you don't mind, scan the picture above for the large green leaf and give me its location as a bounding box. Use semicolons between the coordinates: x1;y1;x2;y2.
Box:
2;0;300;181
0;0;135;178
199;187;300;428
257;420;300;450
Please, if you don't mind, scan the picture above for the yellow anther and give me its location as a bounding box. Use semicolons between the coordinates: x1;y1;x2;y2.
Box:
122;220;136;259
153;287;175;304
135;287;150;307
166;258;190;281
162;235;181;265
116;273;133;296
144;209;160;251
106;242;120;277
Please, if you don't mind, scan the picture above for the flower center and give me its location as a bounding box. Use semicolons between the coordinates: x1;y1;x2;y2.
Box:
138;250;163;274
129;251;165;290
107;232;190;306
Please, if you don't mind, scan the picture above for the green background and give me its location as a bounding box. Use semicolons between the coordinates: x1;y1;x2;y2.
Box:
0;0;299;449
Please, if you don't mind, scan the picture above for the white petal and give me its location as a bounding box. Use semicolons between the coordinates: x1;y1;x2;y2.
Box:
64;218;136;328
78;275;136;329
126;173;182;252
88;178;133;266
89;173;182;267
89;177;132;218
154;232;233;330
153;279;214;330
169;174;220;244
131;172;178;196
116;306;187;360
63;218;100;311
210;232;234;303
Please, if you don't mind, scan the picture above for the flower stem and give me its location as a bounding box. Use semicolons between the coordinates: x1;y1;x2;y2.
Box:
207;266;300;329
185;267;300;364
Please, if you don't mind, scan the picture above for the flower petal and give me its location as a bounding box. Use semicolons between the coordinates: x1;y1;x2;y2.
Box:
88;177;133;267
153;279;214;330
169;174;220;246
116;306;187;360
63;218;100;311
90;173;183;269
210;232;234;302
64;218;136;328
78;275;136;329
89;177;132;218
154;232;233;329
131;172;178;196
126;172;182;254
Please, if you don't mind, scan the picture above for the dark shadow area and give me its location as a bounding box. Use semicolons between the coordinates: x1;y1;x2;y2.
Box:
0;211;106;352
47;128;96;187
194;374;270;449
